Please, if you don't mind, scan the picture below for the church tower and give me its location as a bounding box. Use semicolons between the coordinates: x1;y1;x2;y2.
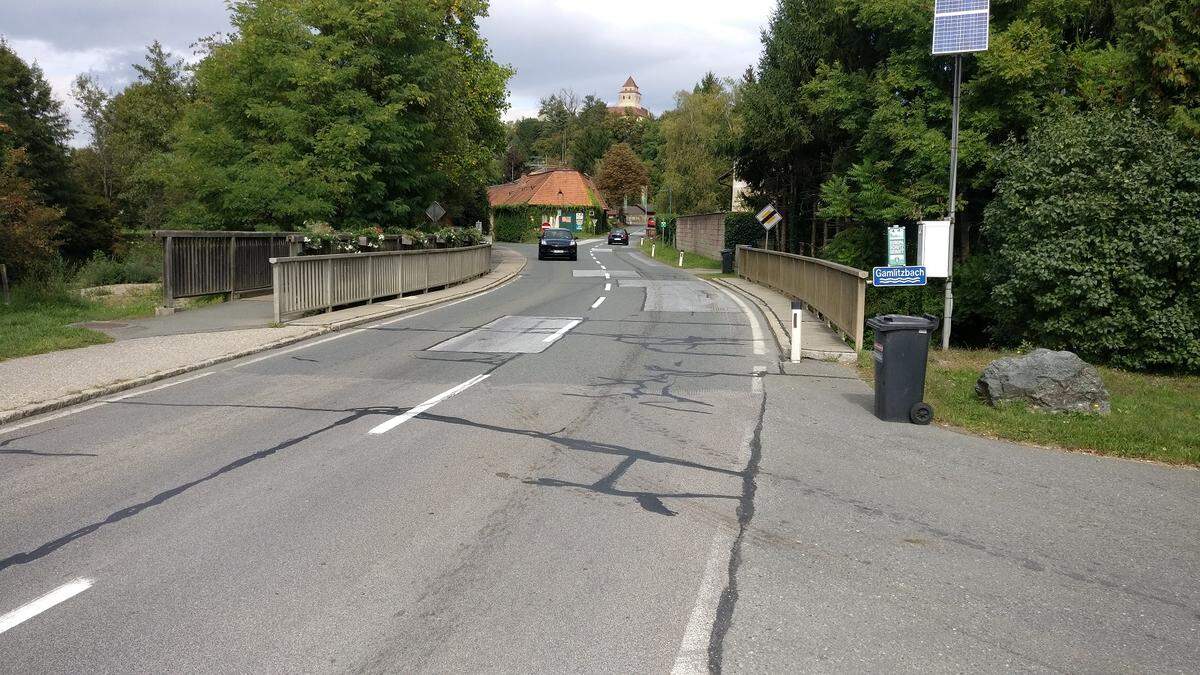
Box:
608;76;651;118
617;77;642;109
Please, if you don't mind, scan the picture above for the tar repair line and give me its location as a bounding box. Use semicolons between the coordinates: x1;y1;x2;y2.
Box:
0;579;93;635
368;373;491;435
670;531;736;675
715;286;768;356
0;372;214;436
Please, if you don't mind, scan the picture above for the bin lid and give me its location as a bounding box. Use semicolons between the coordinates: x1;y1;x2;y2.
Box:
866;314;940;332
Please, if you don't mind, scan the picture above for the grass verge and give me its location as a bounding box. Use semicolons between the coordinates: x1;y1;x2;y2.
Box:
857;348;1200;465
0;285;159;361
638;239;722;269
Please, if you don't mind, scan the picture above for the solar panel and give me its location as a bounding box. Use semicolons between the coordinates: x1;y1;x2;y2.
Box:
932;0;990;55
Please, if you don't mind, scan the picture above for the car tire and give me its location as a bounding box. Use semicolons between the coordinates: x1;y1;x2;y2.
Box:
570;254;577;261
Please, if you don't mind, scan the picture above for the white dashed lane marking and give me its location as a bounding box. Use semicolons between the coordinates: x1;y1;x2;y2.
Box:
0;579;93;635
368;374;490;435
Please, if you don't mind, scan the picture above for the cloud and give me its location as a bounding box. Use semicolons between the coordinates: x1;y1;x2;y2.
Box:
1;1;231;146
1;0;776;141
0;1;231;53
481;0;774;119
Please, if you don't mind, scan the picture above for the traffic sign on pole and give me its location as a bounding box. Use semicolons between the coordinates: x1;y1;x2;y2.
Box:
425;201;446;224
756;204;783;231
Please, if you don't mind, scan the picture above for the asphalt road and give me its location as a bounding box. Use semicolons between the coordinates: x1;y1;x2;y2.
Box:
1;240;1197;673
1;240;772;673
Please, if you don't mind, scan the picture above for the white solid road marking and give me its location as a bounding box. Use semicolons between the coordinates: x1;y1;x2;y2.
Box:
605;283;612;292
716;287;767;356
0;579;93;635
604;272;611;280
599;265;607;270
368;374;490;435
752;366;767;394
591;297;606;309
671;532;735;675
542;319;583;344
0;372;214;436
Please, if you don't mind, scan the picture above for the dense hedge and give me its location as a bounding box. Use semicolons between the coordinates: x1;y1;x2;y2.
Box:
985;109;1200;373
724;212;762;248
493;207;539;242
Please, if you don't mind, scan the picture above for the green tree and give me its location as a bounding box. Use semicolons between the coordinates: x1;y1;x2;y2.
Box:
570;95;613;174
0;40;73;205
736;0;1200;257
166;0;510;230
985;108;1200;372
657;75;739;214
0;40;113;258
595;142;649;210
0;124;63;279
109;43;194;229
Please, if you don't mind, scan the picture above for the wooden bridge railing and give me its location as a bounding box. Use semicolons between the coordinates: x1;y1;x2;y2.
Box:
736;245;869;351
269;244;491;322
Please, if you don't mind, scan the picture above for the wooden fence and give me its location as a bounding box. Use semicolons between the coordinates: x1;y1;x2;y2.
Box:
156;231;293;307
736;245;869;351
155;231;452;307
270;244;491;322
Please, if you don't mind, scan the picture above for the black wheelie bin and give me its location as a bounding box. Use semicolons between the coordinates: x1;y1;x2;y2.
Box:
865;314;940;425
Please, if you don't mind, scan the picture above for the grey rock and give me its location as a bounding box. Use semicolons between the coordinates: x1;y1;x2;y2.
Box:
976;348;1111;414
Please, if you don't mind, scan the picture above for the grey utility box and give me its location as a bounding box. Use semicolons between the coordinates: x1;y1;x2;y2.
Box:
866;314;940;425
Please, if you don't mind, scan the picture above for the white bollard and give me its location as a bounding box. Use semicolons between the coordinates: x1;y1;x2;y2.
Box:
791;301;803;362
651;243;656;258
678;251;684;267
639;237;644;246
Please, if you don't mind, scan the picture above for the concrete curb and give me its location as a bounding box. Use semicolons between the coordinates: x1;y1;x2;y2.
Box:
707;277;857;364
0;253;527;428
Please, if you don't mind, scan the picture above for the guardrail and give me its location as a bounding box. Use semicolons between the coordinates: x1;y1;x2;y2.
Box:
156;231;293;308
735;245;869;351
269;244;491;322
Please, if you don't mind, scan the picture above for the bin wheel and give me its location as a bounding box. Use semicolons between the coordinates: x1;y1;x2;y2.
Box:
910;402;934;425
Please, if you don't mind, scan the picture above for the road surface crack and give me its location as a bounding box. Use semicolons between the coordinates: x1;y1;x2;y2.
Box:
707;385;767;673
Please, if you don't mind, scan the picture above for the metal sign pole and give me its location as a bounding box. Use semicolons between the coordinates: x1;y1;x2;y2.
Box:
942;54;962;351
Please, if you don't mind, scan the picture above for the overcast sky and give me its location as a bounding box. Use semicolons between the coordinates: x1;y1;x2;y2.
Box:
0;0;775;144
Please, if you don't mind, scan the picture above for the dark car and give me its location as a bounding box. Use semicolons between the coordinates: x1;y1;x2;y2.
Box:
607;228;629;246
538;228;577;261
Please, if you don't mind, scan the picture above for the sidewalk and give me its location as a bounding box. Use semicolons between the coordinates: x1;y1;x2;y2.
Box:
723;357;1200;671
709;275;857;363
0;247;525;426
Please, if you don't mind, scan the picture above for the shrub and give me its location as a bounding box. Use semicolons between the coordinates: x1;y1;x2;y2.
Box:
724;211;762;248
821;226;880;269
985;109;1200;373
74;241;163;288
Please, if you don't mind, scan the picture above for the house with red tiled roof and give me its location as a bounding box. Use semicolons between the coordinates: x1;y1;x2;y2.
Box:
488;168;609;240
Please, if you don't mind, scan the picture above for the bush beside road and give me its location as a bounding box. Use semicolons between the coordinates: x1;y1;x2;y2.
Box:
858;348;1200;466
